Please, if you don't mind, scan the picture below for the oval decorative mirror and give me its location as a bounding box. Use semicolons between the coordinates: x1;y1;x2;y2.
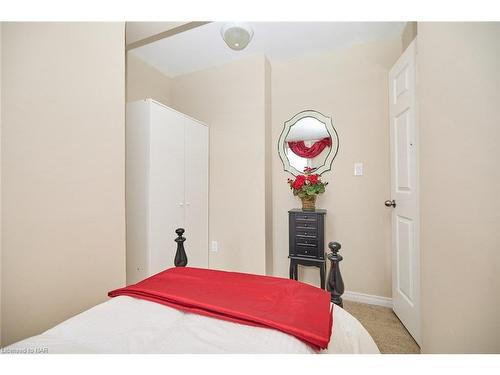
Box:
278;110;339;176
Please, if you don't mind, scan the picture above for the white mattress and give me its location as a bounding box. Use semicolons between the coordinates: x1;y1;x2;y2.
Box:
5;296;379;354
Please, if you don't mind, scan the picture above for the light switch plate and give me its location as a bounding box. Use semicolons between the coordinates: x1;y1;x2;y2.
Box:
354;162;363;176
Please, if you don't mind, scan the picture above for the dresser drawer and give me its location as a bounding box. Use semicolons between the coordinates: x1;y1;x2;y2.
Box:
295;228;317;238
295;213;318;222
295;246;318;258
295;222;317;230
295;238;318;247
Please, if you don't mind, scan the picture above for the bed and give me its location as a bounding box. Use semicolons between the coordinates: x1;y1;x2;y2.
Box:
5;296;378;354
3;229;379;354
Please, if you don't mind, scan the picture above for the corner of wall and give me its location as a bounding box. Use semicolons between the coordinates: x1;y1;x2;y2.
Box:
264;57;273;276
126;51;172;107
402;22;418;52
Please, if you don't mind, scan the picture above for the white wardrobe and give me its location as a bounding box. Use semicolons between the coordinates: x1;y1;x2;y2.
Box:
126;99;209;284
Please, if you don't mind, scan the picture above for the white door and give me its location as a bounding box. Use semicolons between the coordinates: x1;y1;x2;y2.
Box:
149;103;185;275
184;118;209;268
388;40;421;345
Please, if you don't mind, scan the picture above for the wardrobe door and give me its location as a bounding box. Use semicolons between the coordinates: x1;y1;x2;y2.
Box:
184;118;209;268
149;103;185;275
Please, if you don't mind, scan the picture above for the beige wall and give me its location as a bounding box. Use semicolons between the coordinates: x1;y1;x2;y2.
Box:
126;51;172;106
1;22;126;345
171;55;270;275
418;22;500;353
272;39;401;296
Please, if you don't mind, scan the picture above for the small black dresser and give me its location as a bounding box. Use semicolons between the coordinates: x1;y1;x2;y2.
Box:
288;209;327;289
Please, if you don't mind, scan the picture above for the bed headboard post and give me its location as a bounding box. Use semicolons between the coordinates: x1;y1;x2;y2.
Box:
327;241;344;307
174;228;188;267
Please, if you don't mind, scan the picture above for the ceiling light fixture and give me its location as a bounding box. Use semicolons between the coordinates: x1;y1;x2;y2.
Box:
220;23;254;51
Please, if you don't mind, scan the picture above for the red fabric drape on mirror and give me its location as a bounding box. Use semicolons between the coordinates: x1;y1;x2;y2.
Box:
288;137;332;158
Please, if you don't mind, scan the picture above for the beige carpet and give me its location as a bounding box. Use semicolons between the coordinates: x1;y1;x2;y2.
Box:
342;300;420;354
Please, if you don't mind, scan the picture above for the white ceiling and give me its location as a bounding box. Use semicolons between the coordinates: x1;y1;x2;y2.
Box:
132;22;406;77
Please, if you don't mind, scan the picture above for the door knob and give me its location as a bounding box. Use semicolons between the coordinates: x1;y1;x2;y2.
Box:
384;199;396;208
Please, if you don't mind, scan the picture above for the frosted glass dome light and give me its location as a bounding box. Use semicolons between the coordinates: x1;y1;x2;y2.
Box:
220;23;254;51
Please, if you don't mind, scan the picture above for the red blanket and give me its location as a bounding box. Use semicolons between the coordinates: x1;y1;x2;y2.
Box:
108;267;333;349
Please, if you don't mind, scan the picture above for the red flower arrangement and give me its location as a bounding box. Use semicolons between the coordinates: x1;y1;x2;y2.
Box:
287;167;328;199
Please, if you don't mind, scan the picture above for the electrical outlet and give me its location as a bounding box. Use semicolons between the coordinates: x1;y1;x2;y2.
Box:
211;241;219;252
354;162;363;176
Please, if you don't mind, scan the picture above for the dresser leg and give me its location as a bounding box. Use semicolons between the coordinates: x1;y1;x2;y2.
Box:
294;263;298;280
289;260;299;280
320;262;325;289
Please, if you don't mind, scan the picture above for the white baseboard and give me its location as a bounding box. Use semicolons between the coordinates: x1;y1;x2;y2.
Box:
343;291;393;308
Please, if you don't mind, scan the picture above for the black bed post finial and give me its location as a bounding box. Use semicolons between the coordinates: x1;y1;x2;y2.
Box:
174;228;188;267
327;241;344;307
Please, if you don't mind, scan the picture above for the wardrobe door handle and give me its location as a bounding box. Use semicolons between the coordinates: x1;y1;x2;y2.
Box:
186;202;191;206
179;202;184;207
